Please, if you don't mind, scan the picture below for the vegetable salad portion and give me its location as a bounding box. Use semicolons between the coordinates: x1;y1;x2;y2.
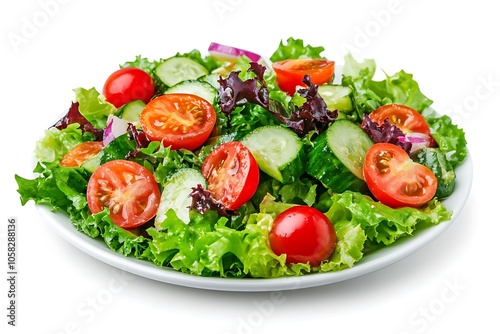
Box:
15;37;467;278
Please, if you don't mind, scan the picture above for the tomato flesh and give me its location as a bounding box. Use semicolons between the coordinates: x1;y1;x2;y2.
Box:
60;141;104;167
367;104;431;135
87;160;161;229
363;143;437;208
140;93;216;151
270;206;336;267
272;59;335;96
103;67;155;108
201;141;260;210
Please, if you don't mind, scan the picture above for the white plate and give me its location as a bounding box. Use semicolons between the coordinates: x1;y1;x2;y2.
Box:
37;149;472;292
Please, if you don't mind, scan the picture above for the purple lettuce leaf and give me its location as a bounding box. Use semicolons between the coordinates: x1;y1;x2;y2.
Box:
361;114;411;154
52;102;103;140
188;184;238;218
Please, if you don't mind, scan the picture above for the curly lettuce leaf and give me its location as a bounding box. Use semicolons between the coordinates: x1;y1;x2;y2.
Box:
370;69;433;112
317;191;452;271
326;191;452;246
147;209;309;278
341;53;433;121
319;220;366;272
73;87;117;129
35;123;91;164
270;37;325;62
15;162;89;212
422;108;468;167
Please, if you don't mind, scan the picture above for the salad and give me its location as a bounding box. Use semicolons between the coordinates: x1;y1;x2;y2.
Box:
15;37;468;279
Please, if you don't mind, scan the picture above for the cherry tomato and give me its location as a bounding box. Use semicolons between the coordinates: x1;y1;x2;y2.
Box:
87;160;161;229
60;141;104;167
363;143;438;208
140;93;216;151
269;206;336;267
103;67;155;108
367;104;431;135
272;59;335;96
201;141;260;210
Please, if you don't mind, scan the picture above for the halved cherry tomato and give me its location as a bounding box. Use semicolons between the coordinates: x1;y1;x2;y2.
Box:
103;67;155;108
87;160;161;229
140;93;216;151
60;141;104;167
272;59;335;96
269;206;336;267
363;143;438;208
201;141;259;210
367;104;431;135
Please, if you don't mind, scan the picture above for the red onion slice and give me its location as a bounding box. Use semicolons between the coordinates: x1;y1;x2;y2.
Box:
103;115;130;146
399;132;431;154
208;42;261;62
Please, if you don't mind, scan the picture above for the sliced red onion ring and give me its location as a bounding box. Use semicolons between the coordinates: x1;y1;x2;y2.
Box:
103;115;130;146
208;42;261;62
398;132;431;154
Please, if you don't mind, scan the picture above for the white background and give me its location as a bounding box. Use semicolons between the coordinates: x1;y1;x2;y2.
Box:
1;0;498;333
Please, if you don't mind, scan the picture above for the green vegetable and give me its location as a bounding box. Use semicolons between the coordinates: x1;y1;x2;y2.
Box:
164;79;217;104
317;84;354;119
270;37;325;62
423;108;468;167
307;119;373;193
34;123;90;164
73;87;117;129
241;125;306;184
341;53;433;121
155;56;209;87
411;147;456;199
155;168;206;227
120;100;146;123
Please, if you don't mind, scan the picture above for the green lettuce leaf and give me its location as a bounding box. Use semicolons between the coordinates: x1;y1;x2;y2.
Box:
15;162;89;212
422;108;468;167
319;220;366;272
318;191;452;271
147;209;309;278
34;123;89;164
88;210;151;258
73;87;117;129
326;191;452;246
341;53;433;121
270;37;325;62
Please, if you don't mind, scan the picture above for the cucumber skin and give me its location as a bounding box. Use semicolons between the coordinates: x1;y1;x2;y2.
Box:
279;146;306;184
306;131;366;193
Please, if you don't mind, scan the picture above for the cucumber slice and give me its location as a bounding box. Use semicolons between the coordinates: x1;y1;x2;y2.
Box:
164;79;217;104
318;85;353;112
81;151;103;173
307;119;373;192
154;168;206;228
120;100;146;123
155;57;209;87
240;125;305;184
200;73;221;89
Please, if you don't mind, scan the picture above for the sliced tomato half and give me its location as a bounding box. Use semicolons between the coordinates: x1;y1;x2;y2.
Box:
367;104;431;135
87;160;161;228
363;143;438;208
201;141;260;210
272;59;335;96
140;93;216;151
60;141;104;167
